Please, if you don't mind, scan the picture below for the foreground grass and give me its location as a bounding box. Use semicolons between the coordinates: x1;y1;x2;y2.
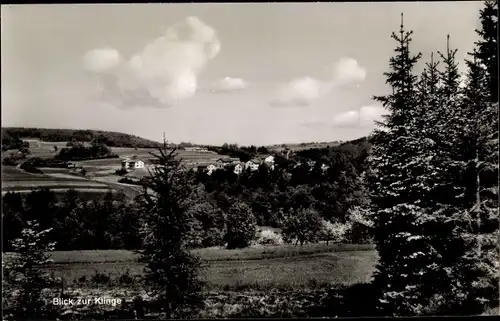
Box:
4;244;377;291
13;243;374;264
40;250;377;291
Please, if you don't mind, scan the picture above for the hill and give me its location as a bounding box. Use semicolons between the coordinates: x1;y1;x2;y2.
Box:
1;127;163;149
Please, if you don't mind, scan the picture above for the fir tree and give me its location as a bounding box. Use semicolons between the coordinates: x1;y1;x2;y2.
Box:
367;13;441;316
456;50;499;311
471;0;498;103
136;140;204;318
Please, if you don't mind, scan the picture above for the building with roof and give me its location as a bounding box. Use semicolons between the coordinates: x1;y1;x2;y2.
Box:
245;159;260;171
121;158;145;170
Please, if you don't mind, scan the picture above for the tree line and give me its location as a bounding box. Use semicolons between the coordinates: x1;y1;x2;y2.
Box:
2;137;372;252
1;127;163;148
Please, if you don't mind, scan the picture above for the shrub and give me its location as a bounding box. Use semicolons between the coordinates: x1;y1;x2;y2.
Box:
115;168;128;176
2;156;18;166
90;272;111;285
345;206;373;244
281;208;323;245
257;229;283;245
321;219;350;245
185;202;227;248
2;221;56;319
118;270;135;285
224;202;257;249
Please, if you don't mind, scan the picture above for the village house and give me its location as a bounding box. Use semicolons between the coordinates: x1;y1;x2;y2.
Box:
207;164;217;175
245;159;260;171
215;158;226;170
215;157;240;170
264;155;275;164
195;163;217;175
263;155;275;170
121;158;145;170
233;163;244;175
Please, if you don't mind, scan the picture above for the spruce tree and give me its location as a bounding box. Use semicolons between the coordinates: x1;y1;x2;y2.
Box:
367;13;440;316
471;0;498;103
136;141;204;318
457;50;499;311
412;41;487;314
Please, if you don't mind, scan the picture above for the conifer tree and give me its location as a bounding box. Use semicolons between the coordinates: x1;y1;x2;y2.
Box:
471;0;498;103
456;50;499;311
136;140;204;318
367;13;439;316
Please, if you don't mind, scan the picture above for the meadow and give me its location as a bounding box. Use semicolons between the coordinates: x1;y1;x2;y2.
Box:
1;165;112;194
3;244;377;291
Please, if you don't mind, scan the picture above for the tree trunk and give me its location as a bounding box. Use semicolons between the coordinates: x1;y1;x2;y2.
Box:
475;155;482;255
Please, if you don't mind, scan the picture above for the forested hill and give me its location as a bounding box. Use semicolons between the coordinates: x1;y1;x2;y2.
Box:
1;127;163;148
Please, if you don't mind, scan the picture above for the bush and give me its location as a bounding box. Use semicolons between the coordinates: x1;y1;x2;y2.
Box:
19;161;43;174
224;202;257;249
2;156;18;166
257;229;283;245
118;270;135;285
2;221;56;319
116;168;128;176
281;208;323;245
344;206;373;244
90;272;111;285
321;219;350;245
185;202;226;248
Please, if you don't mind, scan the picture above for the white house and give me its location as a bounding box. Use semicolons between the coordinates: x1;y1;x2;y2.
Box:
245;160;260;171
264;155;275;164
234;163;244;175
215;158;226;170
263;155;275;170
121;158;145;170
207;164;217;175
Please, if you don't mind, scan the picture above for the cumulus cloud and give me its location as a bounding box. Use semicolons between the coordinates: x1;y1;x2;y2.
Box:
83;48;122;73
302;105;386;129
333;58;367;86
270;57;366;107
270;77;332;107
84;16;221;108
209;77;248;93
333;105;386;127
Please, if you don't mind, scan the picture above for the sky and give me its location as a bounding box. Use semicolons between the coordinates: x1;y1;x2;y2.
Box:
1;2;484;146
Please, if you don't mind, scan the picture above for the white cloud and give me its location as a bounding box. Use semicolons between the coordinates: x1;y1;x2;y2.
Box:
332;110;360;127
270;57;366;107
209;77;247;93
333;57;367;86
84;16;221;108
359;105;387;127
83;48;122;73
304;105;386;129
270;76;332;107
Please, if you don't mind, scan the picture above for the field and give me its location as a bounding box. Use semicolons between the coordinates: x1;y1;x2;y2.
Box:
2;139;236;198
1;165;114;195
3;244;378;290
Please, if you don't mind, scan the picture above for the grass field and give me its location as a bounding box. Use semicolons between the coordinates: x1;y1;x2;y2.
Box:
4;244;378;290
